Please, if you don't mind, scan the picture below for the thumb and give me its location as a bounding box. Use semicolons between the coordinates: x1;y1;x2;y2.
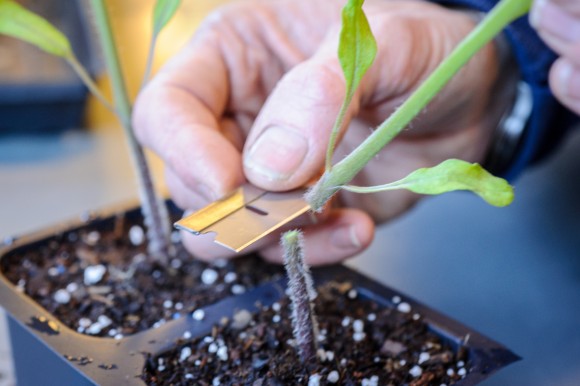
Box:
243;53;359;191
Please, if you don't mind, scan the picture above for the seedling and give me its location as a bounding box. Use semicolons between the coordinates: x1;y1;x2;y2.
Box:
0;0;181;262
307;0;531;210
282;0;531;364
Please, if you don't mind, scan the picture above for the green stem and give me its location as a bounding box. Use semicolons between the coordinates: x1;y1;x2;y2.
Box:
306;0;532;210
325;90;353;172
66;54;116;114
140;35;157;90
89;0;172;261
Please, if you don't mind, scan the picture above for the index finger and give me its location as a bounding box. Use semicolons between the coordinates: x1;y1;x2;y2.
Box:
133;26;244;203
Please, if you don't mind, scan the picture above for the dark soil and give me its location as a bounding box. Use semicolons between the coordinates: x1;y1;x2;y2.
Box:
143;281;469;386
0;211;283;338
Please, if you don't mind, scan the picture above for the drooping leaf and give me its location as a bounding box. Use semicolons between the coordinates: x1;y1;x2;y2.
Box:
344;159;514;207
339;0;377;97
152;0;181;38
0;0;71;58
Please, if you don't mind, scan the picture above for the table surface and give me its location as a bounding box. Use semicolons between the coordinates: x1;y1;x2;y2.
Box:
2;1;580;386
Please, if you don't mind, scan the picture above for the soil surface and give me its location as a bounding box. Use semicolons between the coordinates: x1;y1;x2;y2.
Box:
0;211;283;338
143;281;469;385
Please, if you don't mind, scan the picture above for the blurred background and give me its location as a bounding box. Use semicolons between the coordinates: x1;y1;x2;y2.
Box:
1;1;579;385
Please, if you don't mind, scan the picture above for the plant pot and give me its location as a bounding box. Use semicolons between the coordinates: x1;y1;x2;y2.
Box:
0;201;518;385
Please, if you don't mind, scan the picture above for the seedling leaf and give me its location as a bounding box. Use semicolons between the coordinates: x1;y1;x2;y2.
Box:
152;0;181;37
326;0;377;170
339;0;377;97
0;0;72;58
344;159;514;207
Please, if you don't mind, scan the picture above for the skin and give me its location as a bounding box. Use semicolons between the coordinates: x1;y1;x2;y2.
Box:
133;0;510;265
530;0;580;115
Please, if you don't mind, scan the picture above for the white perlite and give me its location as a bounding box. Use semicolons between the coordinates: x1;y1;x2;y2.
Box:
353;319;364;333
53;289;71;304
231;284;246;294
179;347;192;362
98;315;112;328
353;332;366;342
192;309;205;321
347;289;358;299
418;352;430;364
308;373;321;386
457;367;467;377
212;376;221;386
217;346;228;361
85;231;100;245
232;309;252;330
326;351;335;361
224;272;237;283
361;375;379;386
397;302;412;313
183;331;192;339
66;282;79;293
341;316;351;327
129;225;145;246
201;268;219;285
78;318;92;328
208;342;218;353
409;365;423;377
327;370;340;383
84;264;107;285
392;295;401;304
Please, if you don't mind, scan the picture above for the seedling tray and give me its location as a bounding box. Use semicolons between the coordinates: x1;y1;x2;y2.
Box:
0;202;518;385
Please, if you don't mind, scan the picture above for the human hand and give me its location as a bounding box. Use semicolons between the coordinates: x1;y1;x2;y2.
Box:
133;0;509;265
531;0;580;115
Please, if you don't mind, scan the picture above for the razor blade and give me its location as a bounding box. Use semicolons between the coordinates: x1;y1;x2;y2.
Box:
174;184;311;253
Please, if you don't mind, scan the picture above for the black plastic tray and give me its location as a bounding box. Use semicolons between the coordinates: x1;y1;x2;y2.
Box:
0;202;519;385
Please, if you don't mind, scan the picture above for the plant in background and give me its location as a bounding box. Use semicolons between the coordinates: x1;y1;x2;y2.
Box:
0;0;181;263
306;0;532;210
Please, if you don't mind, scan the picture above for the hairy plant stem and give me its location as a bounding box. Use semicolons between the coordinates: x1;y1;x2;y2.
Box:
282;230;319;364
89;0;172;262
307;0;532;211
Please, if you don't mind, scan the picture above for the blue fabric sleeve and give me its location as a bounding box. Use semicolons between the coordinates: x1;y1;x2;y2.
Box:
431;0;577;180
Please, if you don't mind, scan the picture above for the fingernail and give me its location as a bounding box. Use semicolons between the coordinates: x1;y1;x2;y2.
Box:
530;0;579;42
244;126;308;181
529;0;546;29
193;182;217;202
331;225;361;250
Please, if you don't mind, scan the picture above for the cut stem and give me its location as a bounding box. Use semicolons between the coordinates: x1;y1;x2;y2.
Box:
89;0;172;261
307;0;532;210
282;230;319;363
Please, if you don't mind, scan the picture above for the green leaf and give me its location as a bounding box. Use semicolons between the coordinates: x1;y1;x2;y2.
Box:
325;0;377;171
343;159;514;207
0;0;71;58
152;0;181;37
339;0;377;97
